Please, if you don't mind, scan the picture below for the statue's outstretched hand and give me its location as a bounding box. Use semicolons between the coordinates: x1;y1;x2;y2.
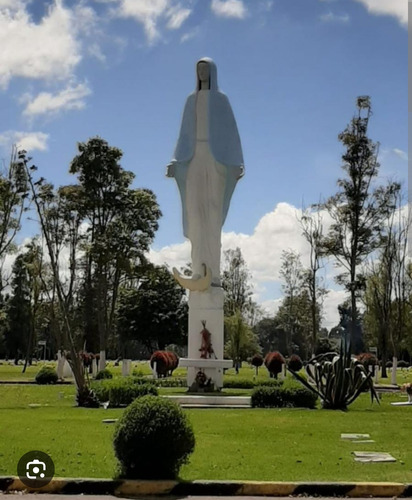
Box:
166;162;175;177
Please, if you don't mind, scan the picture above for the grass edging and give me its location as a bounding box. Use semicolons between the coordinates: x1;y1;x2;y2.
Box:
0;477;411;497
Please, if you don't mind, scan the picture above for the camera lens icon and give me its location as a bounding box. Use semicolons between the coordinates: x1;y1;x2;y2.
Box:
26;459;46;479
18;451;54;488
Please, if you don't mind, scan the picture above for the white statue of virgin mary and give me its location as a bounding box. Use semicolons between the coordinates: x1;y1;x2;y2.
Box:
167;58;244;291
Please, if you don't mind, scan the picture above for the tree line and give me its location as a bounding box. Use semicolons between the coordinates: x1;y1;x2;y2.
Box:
0;96;410;388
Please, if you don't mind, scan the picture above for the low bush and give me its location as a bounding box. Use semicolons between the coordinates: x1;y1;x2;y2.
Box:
398;360;409;368
92;378;158;407
251;382;317;409
386;361;393;368
35;365;58;385
155;377;187;388
113;395;195;479
95;368;113;380
223;378;255;389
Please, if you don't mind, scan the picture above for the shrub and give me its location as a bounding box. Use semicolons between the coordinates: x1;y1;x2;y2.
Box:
356;352;378;368
95;368;113;380
93;378;158;407
223;378;255;389
156;377;187;388
264;351;285;379
251;382;317;409
251;354;264;367
255;378;284;387
398;360;409;368
113;395;195;479
386;361;393;368
150;351;179;378
288;354;303;372
35;365;58;385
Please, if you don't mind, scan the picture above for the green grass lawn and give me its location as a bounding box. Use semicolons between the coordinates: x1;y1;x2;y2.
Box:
0;383;411;482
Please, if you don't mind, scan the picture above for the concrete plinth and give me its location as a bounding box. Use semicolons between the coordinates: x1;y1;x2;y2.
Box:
122;359;131;376
185;287;232;389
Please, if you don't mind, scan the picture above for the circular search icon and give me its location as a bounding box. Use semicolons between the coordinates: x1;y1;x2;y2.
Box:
17;450;55;488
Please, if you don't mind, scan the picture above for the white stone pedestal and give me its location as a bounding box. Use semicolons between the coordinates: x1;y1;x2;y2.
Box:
181;287;232;390
122;359;132;376
63;360;73;378
92;358;98;377
57;350;65;379
98;350;106;372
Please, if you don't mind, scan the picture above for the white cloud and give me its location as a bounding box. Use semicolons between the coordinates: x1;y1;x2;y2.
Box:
320;11;350;23
393;148;408;161
107;0;192;43
353;0;407;27
22;82;92;118
0;0;81;89
211;0;247;19
166;4;191;29
0;131;49;152
180;27;199;43
150;202;345;328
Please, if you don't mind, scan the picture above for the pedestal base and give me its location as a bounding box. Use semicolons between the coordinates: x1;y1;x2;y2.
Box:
179;358;233;390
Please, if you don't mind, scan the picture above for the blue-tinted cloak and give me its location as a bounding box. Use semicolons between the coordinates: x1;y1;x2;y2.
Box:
168;57;244;238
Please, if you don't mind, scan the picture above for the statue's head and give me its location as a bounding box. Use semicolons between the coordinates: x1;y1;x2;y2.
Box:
196;58;217;91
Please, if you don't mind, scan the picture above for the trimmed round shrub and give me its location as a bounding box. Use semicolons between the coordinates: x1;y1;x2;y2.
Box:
92;378;158;407
251;354;264;367
386;361;393;368
264;351;285;378
113;395;195;479
356;352;378;368
35;365;58;385
288;354;303;372
95;368;113;380
150;351;179;377
398;360;410;368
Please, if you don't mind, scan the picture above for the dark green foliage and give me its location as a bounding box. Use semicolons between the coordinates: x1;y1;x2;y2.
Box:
289;334;379;410
398;360;409;368
223;377;284;389
113;395;195;479
92;378;158;407
386;361;393;368
35;365;58;385
95;368;113;380
251;381;317;409
117;266;187;353
223;378;255;389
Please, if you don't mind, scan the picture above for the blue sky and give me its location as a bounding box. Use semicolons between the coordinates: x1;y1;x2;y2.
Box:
0;0;407;329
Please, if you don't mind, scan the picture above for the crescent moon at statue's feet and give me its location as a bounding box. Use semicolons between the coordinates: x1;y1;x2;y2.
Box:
172;264;212;291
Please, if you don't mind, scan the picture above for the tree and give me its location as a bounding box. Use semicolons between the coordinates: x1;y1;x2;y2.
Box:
0;146;29;293
224;310;260;371
23;150;98;407
253;317;287;354
222;247;260;323
299;208;328;355
315;96;400;353
278;250;305;354
69;137;161;366
4;255;31;364
363;189;411;378
116;265;188;354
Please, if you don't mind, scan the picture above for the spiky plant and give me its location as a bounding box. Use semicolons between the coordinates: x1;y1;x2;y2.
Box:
287;333;379;410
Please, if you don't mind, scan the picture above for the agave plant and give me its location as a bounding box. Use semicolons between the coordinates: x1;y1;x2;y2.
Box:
287;334;379;410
